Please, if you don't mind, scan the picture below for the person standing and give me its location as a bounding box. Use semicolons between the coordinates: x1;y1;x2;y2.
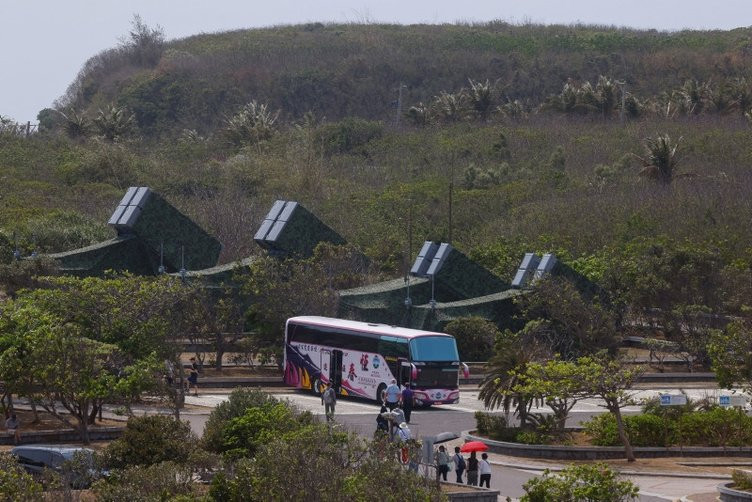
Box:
435;445;450;481
322;382;337;422
453;446;466;483
5;413;20;445
383;379;401;410
187;357;199;396
401;382;414;423
466;451;479;486
479;452;491;488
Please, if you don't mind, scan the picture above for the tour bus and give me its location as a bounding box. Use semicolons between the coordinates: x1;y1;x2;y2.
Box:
283;316;467;406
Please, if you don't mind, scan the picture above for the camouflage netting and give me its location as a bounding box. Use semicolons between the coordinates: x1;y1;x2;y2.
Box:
48;236;159;277
254;201;345;258
47;187;221;277
340;287;523;332
178;257;256;287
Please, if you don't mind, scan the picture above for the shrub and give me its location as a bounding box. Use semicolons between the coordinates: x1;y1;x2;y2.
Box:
219;401;311;458
317;117;384;156
475;411;508;438
583;413;671;447
92;461;194;502
0;452;43;501
521;463;639;501
733;469;752;491
103;415;197;469
202;388;279;452
677;407;752;447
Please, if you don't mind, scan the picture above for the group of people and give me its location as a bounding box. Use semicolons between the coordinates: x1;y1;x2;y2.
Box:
322;378;492;488
377;379;415;439
435;446;492;487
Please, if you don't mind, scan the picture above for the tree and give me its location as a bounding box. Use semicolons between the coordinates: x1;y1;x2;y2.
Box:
578;353;644;462
521;463;638;502
0;452;43;501
479;322;550;427
213;424;443;501
239;252;341;365
508;358;587;432
709;319;752;393
120;14;165;67
444;316;499;361
635;134;680;183
519;276;620;358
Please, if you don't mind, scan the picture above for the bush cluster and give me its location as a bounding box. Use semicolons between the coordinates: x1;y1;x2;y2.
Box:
584;407;752;447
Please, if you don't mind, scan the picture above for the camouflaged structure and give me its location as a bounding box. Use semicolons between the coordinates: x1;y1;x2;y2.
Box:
51;187;221;276
254;200;346;258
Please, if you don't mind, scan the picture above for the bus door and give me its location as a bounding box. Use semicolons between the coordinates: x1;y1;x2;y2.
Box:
330;350;343;392
319;349;331;393
398;358;411;387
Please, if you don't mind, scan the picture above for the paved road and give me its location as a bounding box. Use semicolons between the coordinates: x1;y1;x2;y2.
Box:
180;387;730;501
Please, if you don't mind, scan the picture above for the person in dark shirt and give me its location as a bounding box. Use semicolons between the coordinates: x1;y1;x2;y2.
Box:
466;451;479;486
401;382;414;423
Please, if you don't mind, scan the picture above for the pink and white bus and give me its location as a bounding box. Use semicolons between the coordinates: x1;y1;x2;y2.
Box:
283;316;466;406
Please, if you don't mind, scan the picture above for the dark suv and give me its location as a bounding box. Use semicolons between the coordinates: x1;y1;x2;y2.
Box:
11;445;99;487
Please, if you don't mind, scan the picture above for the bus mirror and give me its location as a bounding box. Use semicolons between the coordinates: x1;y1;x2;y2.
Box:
411;364;418;380
461;363;470;379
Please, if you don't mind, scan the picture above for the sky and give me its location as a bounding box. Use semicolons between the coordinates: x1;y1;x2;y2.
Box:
2;1;752;123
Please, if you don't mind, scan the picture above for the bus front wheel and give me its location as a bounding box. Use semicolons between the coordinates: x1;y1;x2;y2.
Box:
376;383;386;404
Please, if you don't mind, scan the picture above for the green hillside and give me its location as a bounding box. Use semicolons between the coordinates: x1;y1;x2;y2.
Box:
2;21;752;319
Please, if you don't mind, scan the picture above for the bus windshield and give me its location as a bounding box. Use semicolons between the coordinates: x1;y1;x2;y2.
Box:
409;336;459;361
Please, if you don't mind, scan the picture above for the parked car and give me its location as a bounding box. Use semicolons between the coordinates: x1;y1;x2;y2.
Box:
11;445;101;487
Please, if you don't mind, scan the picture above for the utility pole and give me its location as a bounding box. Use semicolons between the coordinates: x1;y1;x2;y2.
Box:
395;83;407;128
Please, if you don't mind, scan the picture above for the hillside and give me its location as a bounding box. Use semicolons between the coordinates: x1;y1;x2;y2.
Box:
1;22;752;322
57;22;752;136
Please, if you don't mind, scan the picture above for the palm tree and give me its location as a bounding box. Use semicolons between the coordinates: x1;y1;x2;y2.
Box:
467;79;494;121
225;100;280;151
636;134;680;183
57;109;90;140
479;321;549;427
432;92;467;123
93;105;136;142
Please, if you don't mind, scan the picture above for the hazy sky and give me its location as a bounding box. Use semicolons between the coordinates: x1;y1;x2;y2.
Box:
2;1;751;123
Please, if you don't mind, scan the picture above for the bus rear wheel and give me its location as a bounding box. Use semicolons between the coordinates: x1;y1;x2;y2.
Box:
312;378;323;396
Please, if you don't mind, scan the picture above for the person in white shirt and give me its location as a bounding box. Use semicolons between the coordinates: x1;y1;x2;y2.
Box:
479;452;492;488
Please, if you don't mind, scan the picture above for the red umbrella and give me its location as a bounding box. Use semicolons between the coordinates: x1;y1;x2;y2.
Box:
460;441;488;453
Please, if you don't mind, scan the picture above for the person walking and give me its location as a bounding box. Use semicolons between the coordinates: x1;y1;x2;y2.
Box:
5;413;20;445
479;452;491;488
466;451;479;486
322;382;337;422
435;445;450;481
383;379;401;411
453;446;466;484
401;382;414;423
